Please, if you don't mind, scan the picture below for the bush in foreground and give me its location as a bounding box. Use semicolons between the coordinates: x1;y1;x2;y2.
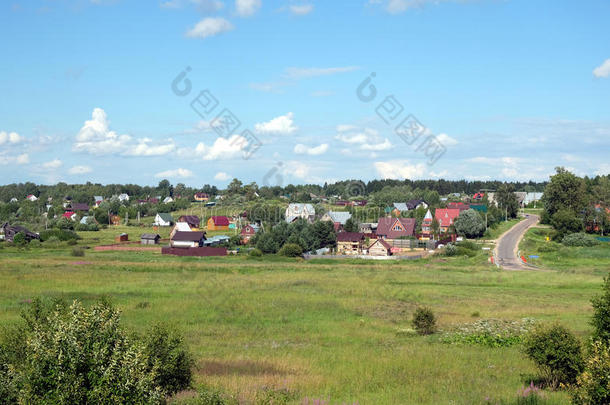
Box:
0;298;192;404
248;248;263;257
278;243;303;257
591;274;610;344
572;340;610;405
522;323;584;389
412;307;436;335
562;233;600;247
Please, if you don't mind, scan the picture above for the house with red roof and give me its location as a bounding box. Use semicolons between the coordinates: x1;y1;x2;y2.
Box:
435;208;461;233
240;224;260;244
207;216;230;231
62;211;77;221
376;217;417;239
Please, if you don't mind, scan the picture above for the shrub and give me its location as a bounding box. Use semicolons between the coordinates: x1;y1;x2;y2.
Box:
412;307;436;335
522;323;584;388
572;340;610;405
591;273;610;344
28;239;41;248
43;236;61;247
182;388;228;404
71;247;85;257
39;228;79;242
537;244;559;253
12;232;27;246
141;324;193;396
456;240;480;251
440;318;536;348
444;243;457;256
248;248;263;257
67;239;78;246
562;232;601;247
278;243;303;257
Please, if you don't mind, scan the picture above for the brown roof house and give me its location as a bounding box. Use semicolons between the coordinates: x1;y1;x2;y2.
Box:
368;238;392;256
178;215;200;230
170;231;206;248
376;217;416;239
336;232;365;255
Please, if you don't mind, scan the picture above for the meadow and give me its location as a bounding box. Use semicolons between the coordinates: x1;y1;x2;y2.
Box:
1;227;609;404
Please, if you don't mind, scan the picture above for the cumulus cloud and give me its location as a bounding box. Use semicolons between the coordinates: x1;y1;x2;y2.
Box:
374;160;427;179
73;108;175;156
184;134;247;160
593;59;610;78
42;159;63;170
214;171;232;181
186;17;234;39
372;0;451;14
155;168;194;178
68;165;92;175
255;112;297;135
335;126;392;152
294;143;328;155
0;131;22;145
284;66;359;79
16;154;29;164
289;3;313;15
0;153;29;165
162;0;224;11
435;133;458;146
235;0;260;16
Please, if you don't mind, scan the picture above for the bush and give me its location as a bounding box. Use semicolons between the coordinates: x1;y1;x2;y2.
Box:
182;388;228;405
12;232;27;246
28;239;41;248
278;243;303;257
522;323;584;388
43;236;61;247
412;307;436;335
456;240;480;251
444;243;457;256
71;247;85;257
572;340;610;405
39;228;79;242
562;232;601;247
591;273;610;344
453;209;486;238
248;248;263;257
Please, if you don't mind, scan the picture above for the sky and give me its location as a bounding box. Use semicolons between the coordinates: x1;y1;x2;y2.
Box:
1;0;609;188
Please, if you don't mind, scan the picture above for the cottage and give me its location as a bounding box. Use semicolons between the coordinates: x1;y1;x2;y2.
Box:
170;231;205;248
178;215;200;230
0;223;39;243
321;211;352;231
203;235;230;246
406;199;428;210
93;196;104;207
118;193;129;202
26;194;38;202
392;203;409;215
285;203;315;223
376;217;417;239
62;211;77;221
359;222;378;233
447;202;470;212
240;224;260;243
154;213;174;227
368;238;392;256
204;201;216;207
434;208;461;233
336;232;365;255
9;198;18;203
194;192;209;202
207;216;229;231
141;233;161;245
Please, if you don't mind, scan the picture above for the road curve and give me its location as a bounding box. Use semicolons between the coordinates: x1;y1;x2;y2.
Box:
495;214;539;270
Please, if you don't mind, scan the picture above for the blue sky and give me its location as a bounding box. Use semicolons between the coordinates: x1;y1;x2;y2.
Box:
1;0;609;187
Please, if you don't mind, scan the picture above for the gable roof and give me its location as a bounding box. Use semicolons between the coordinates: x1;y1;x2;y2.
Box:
94;196;103;202
172;231;205;242
376;217;416;238
72;203;90;211
423;209;433;222
326;211;352;225
435;208;461;228
406;199;426;210
336;232;365;242
179;215;200;227
141;233;160;240
287;203;315;213
393;202;409;212
157;213;173;222
447;202;470;211
210;216;230;226
369;238;392;250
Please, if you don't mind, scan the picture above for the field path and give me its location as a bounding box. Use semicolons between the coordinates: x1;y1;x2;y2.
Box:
495;214;539;270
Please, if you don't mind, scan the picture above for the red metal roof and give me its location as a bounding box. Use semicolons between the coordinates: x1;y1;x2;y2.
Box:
211;216;230;226
435;208;461;228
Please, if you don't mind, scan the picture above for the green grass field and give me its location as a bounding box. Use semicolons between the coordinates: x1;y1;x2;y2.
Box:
1;226;609;404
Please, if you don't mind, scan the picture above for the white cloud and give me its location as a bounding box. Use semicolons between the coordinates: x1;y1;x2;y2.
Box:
284;66;359;79
336;124;358;132
373;0;451;14
68;165;92;175
374;160;427;179
435;133;458;146
16;154;29;164
335;126;392;152
255;112;297;135
0;131;22;145
162;0;224;11
360;138;392;151
185;134;246;160
0;153;29;165
294;143;328;155
73;108;175;156
289;4;313;15
593;59;610;78
186;17;234;39
214;171;232;181
42;159;62;170
235;0;260;16
155;168;194;178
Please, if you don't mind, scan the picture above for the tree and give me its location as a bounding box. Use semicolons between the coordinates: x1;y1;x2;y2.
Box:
495;183;519;219
591;274;610;344
430;218;440;238
551;208;583;239
542;167;587;222
453;209;485;238
344;217;358;232
227;179;243;195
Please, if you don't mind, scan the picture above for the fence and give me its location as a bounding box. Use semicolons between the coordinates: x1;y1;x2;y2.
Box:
161;246;227;257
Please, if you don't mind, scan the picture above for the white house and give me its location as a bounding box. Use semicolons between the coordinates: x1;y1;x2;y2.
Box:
170;231;205;248
285;203;316;223
153;213;173;227
26;195;38;202
163;196;174;204
118;193;129;202
94;196;104;207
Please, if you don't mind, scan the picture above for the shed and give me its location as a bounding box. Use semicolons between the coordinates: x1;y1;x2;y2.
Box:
115;233;128;242
141;233;161;245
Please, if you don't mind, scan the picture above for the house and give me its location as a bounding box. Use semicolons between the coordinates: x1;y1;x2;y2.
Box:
0;223;39;242
515;192;527;207
62;211;77;221
524;192;543;206
285;203;315;223
376;217;417;239
163;196;174;204
194;192;209;202
472;192;485;201
335;200;352;207
26;194;38;202
178;215;200;230
240;224;260;244
406;199;428;210
9;198;18;203
71;203;90;212
359;222;378;233
118;193;129;202
434;208;461;233
93;196;104;207
368;238;392;256
336;232;365;255
421;209;433;236
141;233;161;245
207;216;230;231
203;235;230;246
321;211;352;231
447;202;470;212
115;233;129;242
154;213;174;227
393;203;409;214
170;231;205;248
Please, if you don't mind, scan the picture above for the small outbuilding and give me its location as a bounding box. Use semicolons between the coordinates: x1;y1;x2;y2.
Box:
141;233;161;245
115;233;128;242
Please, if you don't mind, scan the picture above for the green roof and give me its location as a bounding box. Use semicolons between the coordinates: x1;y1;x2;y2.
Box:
157;213;173;222
470;204;488;213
